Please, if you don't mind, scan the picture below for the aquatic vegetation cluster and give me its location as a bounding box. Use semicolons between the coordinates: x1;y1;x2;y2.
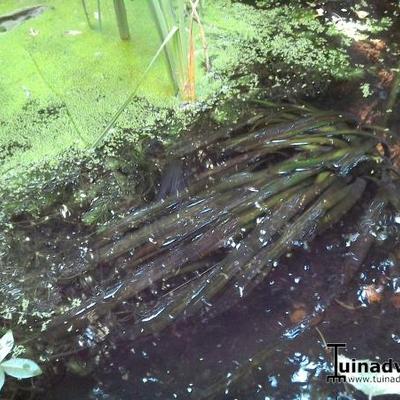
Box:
1;0;400;398
1;0;385;181
206;2;362;94
150;0;205;101
0;100;398;397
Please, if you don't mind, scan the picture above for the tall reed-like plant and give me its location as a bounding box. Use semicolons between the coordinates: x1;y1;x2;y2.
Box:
81;0;129;40
151;0;200;101
81;1;207;99
81;0;102;31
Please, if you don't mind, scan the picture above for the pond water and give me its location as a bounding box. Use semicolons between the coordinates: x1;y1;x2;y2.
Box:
44;199;400;400
1;1;400;400
3;99;398;400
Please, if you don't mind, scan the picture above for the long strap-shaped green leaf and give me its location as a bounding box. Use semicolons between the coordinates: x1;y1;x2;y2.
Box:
150;0;182;95
92;26;179;147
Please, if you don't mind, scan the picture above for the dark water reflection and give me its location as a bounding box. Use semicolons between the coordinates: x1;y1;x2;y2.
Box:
46;206;399;400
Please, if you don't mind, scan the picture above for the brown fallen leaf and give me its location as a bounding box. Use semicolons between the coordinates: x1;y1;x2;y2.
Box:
362;284;383;304
378;68;395;88
290;305;307;324
391;144;400;170
376;143;385;157
352;39;386;63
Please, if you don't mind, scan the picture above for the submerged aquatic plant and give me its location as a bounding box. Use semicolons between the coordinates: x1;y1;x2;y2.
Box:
0;101;397;397
40;102;392;332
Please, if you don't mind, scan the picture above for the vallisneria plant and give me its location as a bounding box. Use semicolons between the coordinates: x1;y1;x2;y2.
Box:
0;330;42;392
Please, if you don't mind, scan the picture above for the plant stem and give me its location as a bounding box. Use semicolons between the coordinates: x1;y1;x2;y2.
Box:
113;0;130;40
191;0;210;72
97;0;102;31
81;0;93;29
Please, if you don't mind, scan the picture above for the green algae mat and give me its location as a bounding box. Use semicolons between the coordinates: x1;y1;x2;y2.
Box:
1;0;378;181
0;0;179;172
